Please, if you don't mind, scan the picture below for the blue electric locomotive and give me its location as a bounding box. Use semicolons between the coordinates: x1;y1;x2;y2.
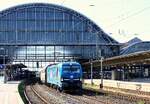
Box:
45;62;82;91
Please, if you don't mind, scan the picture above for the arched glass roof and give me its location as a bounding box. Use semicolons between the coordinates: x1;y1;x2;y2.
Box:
0;3;118;45
0;3;121;69
121;41;150;55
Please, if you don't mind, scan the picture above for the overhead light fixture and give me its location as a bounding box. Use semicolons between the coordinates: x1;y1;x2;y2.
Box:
89;4;95;6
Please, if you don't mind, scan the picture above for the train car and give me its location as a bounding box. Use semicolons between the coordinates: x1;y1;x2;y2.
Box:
44;62;82;92
40;68;45;83
40;65;54;83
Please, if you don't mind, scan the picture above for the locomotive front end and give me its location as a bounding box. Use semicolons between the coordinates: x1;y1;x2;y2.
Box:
61;62;82;90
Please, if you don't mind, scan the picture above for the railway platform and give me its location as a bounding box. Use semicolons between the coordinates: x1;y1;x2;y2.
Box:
0;81;23;104
83;79;150;102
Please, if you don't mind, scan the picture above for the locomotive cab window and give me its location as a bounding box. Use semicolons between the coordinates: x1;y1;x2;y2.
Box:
71;65;80;73
63;65;80;73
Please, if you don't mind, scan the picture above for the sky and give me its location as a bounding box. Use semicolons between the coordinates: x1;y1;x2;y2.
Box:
0;0;150;43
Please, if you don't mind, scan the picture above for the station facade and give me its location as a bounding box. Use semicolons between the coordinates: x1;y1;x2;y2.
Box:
0;3;119;70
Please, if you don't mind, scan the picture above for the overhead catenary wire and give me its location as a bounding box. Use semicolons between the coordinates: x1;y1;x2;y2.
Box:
107;6;150;28
60;0;66;6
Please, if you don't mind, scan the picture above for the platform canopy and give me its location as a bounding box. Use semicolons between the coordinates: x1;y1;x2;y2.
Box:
83;50;150;68
6;63;27;70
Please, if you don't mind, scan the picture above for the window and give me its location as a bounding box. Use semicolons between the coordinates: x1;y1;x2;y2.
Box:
63;65;80;73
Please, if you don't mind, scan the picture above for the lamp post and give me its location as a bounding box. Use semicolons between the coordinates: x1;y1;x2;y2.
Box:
3;55;6;83
95;32;104;88
0;48;6;83
100;56;104;88
90;58;93;85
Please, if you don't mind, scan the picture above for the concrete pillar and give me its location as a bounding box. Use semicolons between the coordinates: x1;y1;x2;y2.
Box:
90;61;93;85
122;69;125;80
144;68;149;77
111;70;118;80
126;69;130;81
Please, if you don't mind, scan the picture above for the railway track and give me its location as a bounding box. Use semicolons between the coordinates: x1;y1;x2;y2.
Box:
25;82;137;104
63;92;109;104
25;83;81;104
25;84;64;104
30;85;49;104
25;83;114;104
42;84;108;104
84;86;150;104
25;84;45;104
41;83;134;104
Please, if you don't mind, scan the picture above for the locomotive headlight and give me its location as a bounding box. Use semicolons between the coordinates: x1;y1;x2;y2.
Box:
61;78;63;81
70;75;73;79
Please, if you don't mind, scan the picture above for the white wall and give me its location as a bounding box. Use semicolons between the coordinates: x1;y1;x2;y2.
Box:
84;79;150;92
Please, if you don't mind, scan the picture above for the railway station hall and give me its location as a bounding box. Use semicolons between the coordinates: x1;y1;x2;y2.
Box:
0;2;150;104
0;3;120;80
0;3;150;82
